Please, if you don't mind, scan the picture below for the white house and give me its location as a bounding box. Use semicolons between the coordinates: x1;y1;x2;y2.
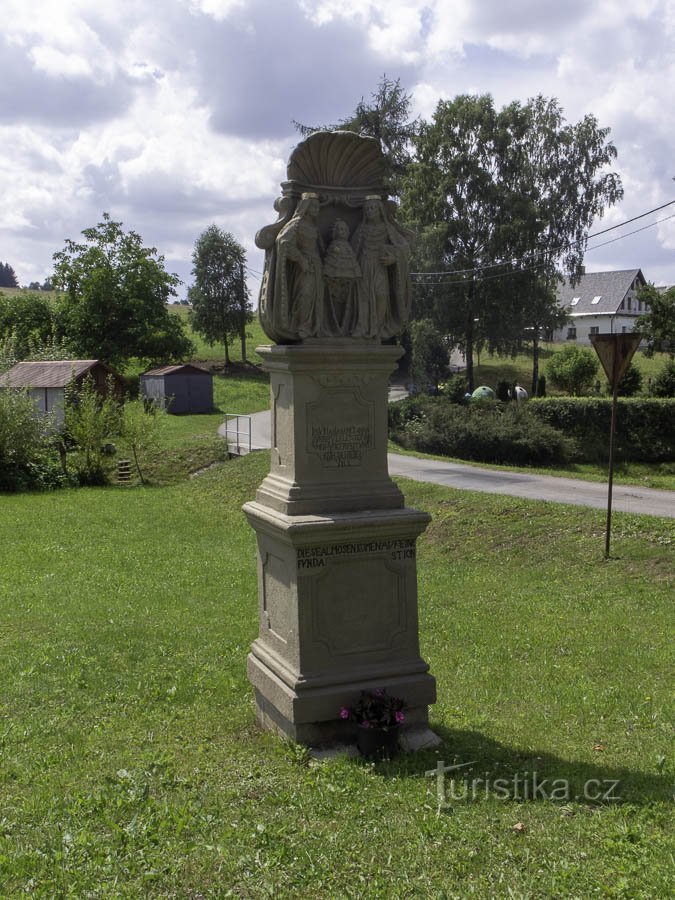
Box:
552;269;648;344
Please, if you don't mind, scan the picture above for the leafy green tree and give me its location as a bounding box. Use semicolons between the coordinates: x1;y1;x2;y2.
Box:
120;398;165;485
188;225;252;366
0;291;57;359
63;375;120;484
410;318;449;394
0;263;19;288
546;345;599;396
636;284;675;357
401;94;622;390
53;213;194;368
294;75;418;195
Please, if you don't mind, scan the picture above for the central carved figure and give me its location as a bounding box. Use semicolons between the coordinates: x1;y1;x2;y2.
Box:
256;131;413;343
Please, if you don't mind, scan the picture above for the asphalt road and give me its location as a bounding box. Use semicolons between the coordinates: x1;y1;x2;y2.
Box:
220;410;675;519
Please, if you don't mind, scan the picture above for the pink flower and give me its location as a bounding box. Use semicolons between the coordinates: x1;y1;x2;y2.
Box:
395;711;405;725
339;706;350;720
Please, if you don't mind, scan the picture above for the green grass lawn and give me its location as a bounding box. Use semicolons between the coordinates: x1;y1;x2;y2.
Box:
1;453;673;896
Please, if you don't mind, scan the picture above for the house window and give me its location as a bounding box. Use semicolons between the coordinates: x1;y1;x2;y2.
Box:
566;327;577;340
590;326;599;335
591;296;601;304
570;297;580;306
627;296;632;310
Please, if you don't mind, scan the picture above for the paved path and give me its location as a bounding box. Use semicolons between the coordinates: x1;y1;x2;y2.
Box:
220;410;675;519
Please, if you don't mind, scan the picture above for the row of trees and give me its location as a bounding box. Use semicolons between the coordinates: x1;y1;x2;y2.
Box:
0;263;19;288
1;216;253;371
298;78;625;393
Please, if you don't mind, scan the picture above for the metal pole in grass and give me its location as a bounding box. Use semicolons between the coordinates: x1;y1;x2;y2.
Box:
590;333;642;558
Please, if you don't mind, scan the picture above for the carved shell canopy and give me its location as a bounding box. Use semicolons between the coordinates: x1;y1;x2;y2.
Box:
286;130;386;189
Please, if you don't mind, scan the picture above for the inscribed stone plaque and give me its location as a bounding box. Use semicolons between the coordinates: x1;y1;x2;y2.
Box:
306;389;373;468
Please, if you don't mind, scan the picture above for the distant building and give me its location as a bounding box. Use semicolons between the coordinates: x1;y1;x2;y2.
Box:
140;364;213;414
552;269;648;344
1;359;123;426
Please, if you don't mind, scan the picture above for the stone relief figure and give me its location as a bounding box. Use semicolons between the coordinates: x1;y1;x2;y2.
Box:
323;218;361;336
275;192;326;339
351;196;411;339
256;132;414;343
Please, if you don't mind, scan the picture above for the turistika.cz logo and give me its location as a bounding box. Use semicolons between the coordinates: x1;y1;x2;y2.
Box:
426;760;621;810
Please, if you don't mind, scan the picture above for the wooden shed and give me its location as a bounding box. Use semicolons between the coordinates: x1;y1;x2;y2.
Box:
1;359;124;427
140;364;213;414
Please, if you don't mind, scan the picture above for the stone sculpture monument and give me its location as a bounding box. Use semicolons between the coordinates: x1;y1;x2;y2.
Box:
244;131;437;745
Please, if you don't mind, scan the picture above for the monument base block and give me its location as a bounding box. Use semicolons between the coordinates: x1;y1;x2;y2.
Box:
244;501;436;745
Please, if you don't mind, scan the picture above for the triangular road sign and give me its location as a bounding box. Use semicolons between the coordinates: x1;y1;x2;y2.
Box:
590;333;642;387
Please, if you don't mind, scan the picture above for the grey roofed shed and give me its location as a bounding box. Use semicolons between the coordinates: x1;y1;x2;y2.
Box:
140;364;213;414
1;359;123;426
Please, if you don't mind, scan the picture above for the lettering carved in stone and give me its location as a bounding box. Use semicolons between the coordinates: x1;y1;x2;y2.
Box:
306;390;373;468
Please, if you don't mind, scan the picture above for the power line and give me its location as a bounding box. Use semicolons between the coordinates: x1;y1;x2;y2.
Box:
410;198;675;279
410;212;674;289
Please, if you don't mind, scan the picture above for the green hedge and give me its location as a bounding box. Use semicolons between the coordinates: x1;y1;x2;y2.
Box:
529;398;675;463
388;396;675;466
389;397;575;466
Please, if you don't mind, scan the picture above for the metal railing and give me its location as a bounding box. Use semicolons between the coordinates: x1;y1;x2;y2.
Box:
223;413;252;455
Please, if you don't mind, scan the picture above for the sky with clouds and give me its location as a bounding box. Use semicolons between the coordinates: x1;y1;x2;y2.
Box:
1;0;673;299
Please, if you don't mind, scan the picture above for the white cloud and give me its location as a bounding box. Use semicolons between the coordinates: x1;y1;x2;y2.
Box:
185;0;247;19
0;0;673;287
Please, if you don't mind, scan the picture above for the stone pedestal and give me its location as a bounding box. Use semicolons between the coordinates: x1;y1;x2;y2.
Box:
255;341;404;515
245;343;436;744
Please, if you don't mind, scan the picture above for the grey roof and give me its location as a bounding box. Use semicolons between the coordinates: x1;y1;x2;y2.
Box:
2;360;108;389
142;364;211;377
556;269;645;316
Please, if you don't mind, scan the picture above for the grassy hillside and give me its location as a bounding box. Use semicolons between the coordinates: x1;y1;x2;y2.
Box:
472;344;666;394
0;455;672;895
170;305;268;367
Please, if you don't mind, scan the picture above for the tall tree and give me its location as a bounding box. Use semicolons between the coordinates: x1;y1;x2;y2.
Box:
188;226;252;366
0;290;57;359
294;76;418;195
401;94;622;390
0;262;19;288
636;284;675;357
53;213;193;368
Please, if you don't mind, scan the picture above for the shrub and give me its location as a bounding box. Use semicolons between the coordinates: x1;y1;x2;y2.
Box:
443;373;469;404
650;359;675;398
529;398;675;462
63;376;121;485
547;345;599;396
389;396;575;466
613;362;643;397
0;388;61;491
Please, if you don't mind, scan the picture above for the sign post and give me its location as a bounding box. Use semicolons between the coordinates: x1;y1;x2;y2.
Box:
589;333;642;558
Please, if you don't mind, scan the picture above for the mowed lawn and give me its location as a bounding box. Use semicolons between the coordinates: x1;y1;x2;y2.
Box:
1;453;673;896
